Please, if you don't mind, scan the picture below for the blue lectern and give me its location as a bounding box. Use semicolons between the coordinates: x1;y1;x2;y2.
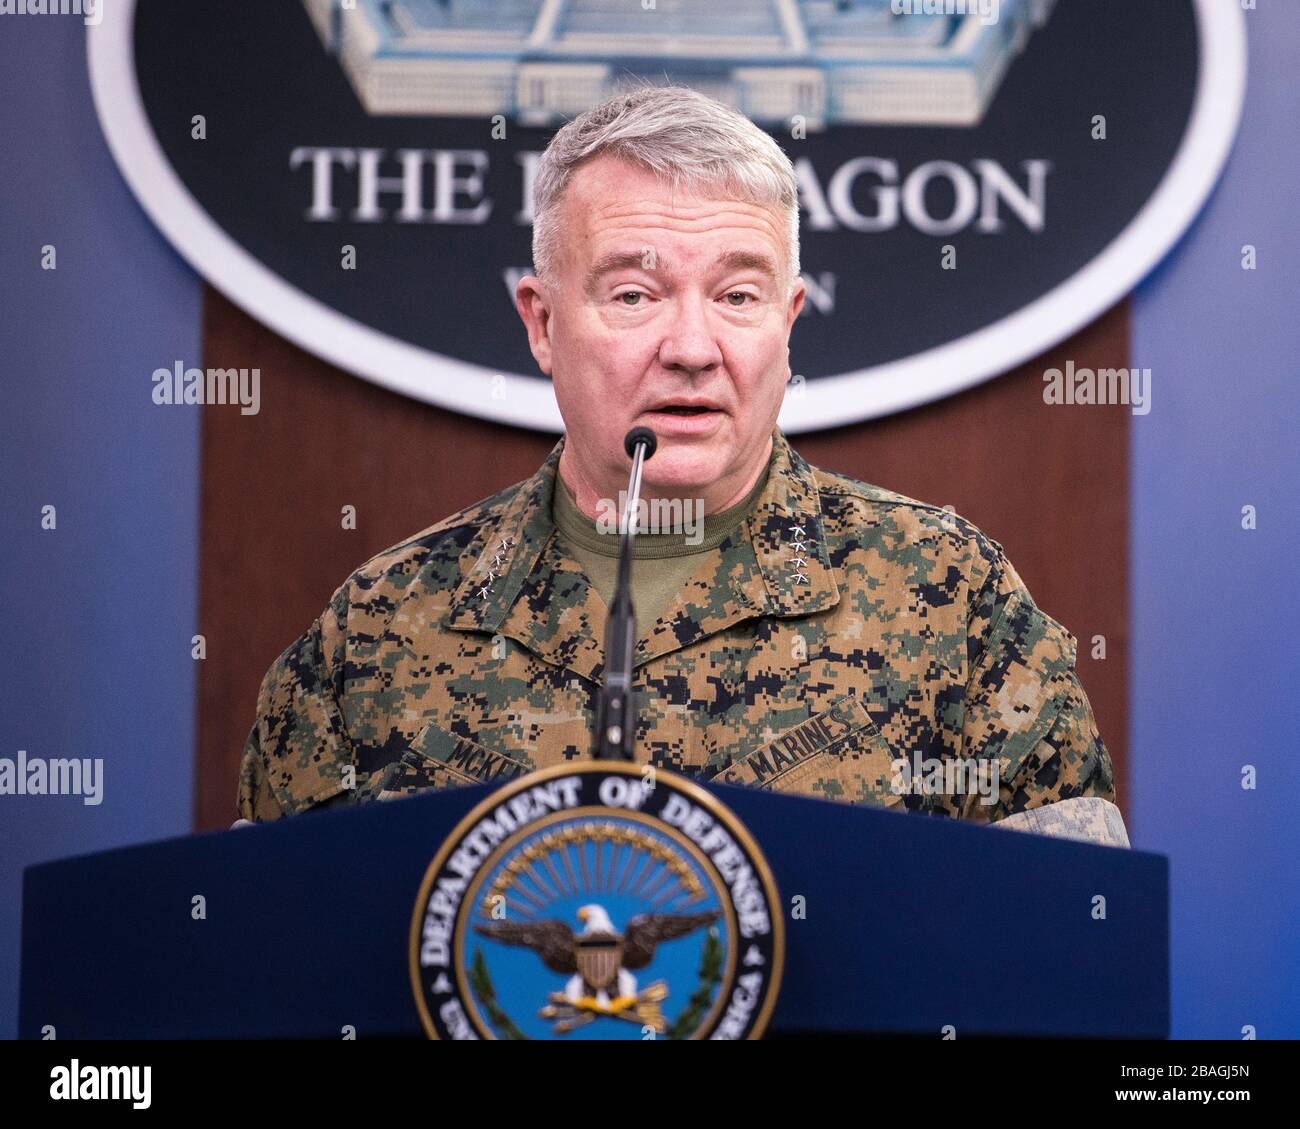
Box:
19;783;1168;1038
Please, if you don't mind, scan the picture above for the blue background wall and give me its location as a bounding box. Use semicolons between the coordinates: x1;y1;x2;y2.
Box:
0;18;200;1038
1129;5;1300;1039
1;6;1295;1038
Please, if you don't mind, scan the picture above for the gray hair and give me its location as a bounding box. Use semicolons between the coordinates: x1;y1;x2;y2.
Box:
531;85;801;289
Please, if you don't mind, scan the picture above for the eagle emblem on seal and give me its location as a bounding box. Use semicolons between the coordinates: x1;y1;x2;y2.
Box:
475;904;719;1034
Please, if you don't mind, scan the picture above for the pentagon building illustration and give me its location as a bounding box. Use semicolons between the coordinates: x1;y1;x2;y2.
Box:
303;0;1056;129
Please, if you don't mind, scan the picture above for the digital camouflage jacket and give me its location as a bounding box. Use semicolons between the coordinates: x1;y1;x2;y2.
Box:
238;428;1115;823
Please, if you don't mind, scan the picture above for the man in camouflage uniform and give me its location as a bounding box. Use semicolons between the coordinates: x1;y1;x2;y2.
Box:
238;87;1119;842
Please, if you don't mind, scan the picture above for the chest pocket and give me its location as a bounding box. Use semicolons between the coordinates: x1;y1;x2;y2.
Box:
374;720;533;801
715;692;904;810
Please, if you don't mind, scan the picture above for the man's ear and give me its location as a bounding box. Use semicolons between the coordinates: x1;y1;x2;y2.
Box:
515;274;553;375
785;275;806;329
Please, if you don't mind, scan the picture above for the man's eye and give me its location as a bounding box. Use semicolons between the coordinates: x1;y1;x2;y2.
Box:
618;291;644;306
724;291;754;306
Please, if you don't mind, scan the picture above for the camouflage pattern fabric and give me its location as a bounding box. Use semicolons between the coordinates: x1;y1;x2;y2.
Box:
993;797;1131;848
238;428;1116;824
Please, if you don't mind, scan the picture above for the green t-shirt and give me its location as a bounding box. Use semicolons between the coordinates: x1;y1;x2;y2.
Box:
552;461;770;631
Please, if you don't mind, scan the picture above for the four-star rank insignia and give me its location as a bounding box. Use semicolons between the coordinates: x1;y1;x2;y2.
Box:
409;763;784;1039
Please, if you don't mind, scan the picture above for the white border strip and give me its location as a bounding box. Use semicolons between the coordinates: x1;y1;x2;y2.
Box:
88;0;1245;434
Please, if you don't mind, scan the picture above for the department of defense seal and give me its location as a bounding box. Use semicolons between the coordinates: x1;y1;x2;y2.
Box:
409;762;784;1040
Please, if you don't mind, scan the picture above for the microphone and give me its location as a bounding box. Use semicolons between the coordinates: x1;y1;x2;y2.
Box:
592;427;657;760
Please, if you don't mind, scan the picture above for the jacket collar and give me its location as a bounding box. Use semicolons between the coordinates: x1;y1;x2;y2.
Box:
446;427;840;682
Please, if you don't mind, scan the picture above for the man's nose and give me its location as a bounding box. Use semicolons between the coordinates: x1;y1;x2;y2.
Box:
658;298;723;376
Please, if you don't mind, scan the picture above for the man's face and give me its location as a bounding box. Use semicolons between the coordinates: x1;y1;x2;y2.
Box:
517;154;804;510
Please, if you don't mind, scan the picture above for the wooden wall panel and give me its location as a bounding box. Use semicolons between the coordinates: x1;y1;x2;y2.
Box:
196;286;1127;830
